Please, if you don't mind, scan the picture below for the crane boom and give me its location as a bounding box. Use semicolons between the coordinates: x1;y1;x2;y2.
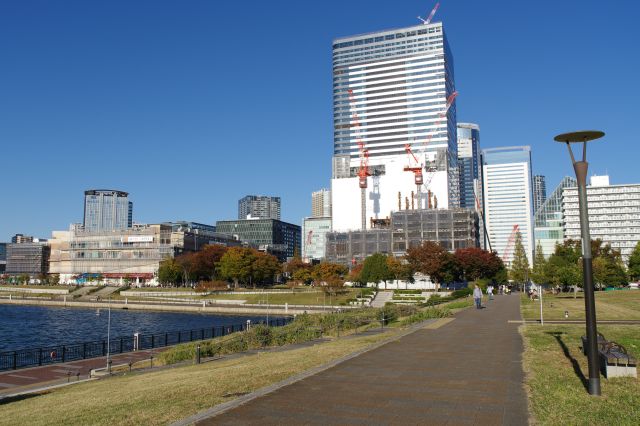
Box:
425;2;440;24
502;224;520;264
347;88;369;229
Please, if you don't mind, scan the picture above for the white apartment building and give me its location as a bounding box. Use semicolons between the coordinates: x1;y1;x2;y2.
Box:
563;175;640;264
482;146;534;266
311;189;332;218
331;21;458;231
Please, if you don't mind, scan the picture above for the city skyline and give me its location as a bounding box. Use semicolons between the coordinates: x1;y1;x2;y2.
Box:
2;0;639;240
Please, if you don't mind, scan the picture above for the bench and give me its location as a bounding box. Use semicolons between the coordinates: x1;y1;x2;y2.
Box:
598;342;637;378
581;332;608;356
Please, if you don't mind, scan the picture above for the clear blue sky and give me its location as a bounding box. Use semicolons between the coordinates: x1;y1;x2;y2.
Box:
1;0;639;241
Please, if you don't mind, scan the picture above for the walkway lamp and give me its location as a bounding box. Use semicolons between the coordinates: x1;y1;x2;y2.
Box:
554;130;604;396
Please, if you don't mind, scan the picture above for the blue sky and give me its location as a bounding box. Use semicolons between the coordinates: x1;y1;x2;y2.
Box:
1;0;639;241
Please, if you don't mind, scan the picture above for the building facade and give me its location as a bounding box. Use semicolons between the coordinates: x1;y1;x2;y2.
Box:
11;234;34;244
481;146;534;266
331;21;458;231
0;243;7;273
302;217;332;263
311;189;332;218
533;175;547;215
325;208;478;266
563;176;640;264
238;195;281;220
457;123;481;209
83;189;132;232
5;242;50;275
534;176;576;258
216;219;301;262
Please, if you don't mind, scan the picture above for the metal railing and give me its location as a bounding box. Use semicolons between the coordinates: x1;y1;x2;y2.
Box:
0;317;293;372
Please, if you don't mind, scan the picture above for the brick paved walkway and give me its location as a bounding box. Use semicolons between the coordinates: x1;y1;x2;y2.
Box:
0;349;160;397
196;295;528;425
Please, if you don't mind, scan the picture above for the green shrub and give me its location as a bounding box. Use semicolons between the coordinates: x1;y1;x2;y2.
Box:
451;287;473;298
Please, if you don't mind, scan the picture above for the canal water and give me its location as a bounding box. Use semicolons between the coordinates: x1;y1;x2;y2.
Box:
0;305;270;353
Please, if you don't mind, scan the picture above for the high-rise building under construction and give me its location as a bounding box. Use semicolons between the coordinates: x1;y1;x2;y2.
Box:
331;21;458;231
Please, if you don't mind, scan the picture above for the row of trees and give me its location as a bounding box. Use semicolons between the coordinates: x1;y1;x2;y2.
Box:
509;232;638;288
343;243;506;288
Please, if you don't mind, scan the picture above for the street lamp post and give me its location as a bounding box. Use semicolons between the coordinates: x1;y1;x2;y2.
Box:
554;130;604;396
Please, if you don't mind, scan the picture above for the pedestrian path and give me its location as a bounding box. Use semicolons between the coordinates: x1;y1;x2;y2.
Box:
0;349;159;397
194;295;528;425
371;290;393;307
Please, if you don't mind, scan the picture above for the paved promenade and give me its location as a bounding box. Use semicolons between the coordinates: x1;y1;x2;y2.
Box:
197;295;528;425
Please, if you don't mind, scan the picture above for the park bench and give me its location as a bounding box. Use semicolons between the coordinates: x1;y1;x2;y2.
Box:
581;332;608;356
598;342;637;378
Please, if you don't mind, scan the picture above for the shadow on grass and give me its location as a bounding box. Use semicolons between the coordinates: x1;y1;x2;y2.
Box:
547;331;588;392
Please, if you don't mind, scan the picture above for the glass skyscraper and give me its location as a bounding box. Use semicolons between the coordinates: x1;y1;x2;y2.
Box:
83;189;132;232
331;21;458;231
481;146;534;266
533;175;547;215
534;176;576;258
457;123;480;209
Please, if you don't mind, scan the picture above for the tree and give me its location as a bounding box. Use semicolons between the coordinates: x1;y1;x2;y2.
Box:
218;247;257;288
292;267;313;285
593;256;627;288
360;253;394;289
454;247;503;281
628;241;640;281
193;244;228;281
18;273;30;285
406;241;460;288
387;256;414;286
509;231;530;284
312;262;348;295
251;252;281;287
158;257;183;286
48;273;60;286
530;241;547;284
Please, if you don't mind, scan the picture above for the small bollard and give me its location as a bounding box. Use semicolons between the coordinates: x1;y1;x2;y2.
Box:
285;303;288;313
76;372;80;381
126;298;128;305
107;359;112;374
150;355;154;368
565;311;569;319
67;371;71;383
128;361;133;372
246;319;251;331
196;345;201;364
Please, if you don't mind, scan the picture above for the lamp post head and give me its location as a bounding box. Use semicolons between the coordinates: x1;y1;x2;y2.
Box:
553;130;605;144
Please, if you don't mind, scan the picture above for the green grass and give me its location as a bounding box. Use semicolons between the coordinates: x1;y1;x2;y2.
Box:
523;324;640;425
201;289;361;306
520;290;640;321
0;285;72;290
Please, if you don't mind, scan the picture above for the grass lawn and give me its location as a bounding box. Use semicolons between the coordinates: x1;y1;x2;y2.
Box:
201;289;361;305
522;324;640;425
0;331;396;426
0;285;71;290
520;290;640;321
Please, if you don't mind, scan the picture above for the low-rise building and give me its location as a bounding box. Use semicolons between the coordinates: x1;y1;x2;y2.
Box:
48;222;239;285
6;242;50;275
325;208;478;266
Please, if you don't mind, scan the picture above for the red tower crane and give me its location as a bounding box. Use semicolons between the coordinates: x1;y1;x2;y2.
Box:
502;224;520;265
418;2;440;25
348;89;370;230
403;91;458;209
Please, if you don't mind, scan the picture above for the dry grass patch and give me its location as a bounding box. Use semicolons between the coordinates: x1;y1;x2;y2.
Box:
0;331;395;426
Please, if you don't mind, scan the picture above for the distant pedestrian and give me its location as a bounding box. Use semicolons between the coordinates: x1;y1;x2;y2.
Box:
473;285;483;309
487;285;494;300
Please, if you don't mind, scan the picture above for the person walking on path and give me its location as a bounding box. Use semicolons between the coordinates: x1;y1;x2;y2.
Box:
487;285;494;301
473;284;483;309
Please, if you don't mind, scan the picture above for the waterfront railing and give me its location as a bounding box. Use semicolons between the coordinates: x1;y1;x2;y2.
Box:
0;317;293;371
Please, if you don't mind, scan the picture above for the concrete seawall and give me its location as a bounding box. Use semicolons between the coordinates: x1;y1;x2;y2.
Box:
0;298;312;315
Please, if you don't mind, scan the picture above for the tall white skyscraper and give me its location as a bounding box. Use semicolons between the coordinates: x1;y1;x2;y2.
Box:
83;189;132;232
331;21;458;231
482;147;534;266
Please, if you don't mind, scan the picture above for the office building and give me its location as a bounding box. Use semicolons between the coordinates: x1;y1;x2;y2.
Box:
481;146;534;266
534;176;576;258
0;243;6;273
311;189;332;218
238;195;281;220
83;189;132;232
325;208;478;266
457;123;481;209
302;217;332;262
216;219;301;262
331;21;458;231
5;242;50;275
533;175;547;215
563;175;640;264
